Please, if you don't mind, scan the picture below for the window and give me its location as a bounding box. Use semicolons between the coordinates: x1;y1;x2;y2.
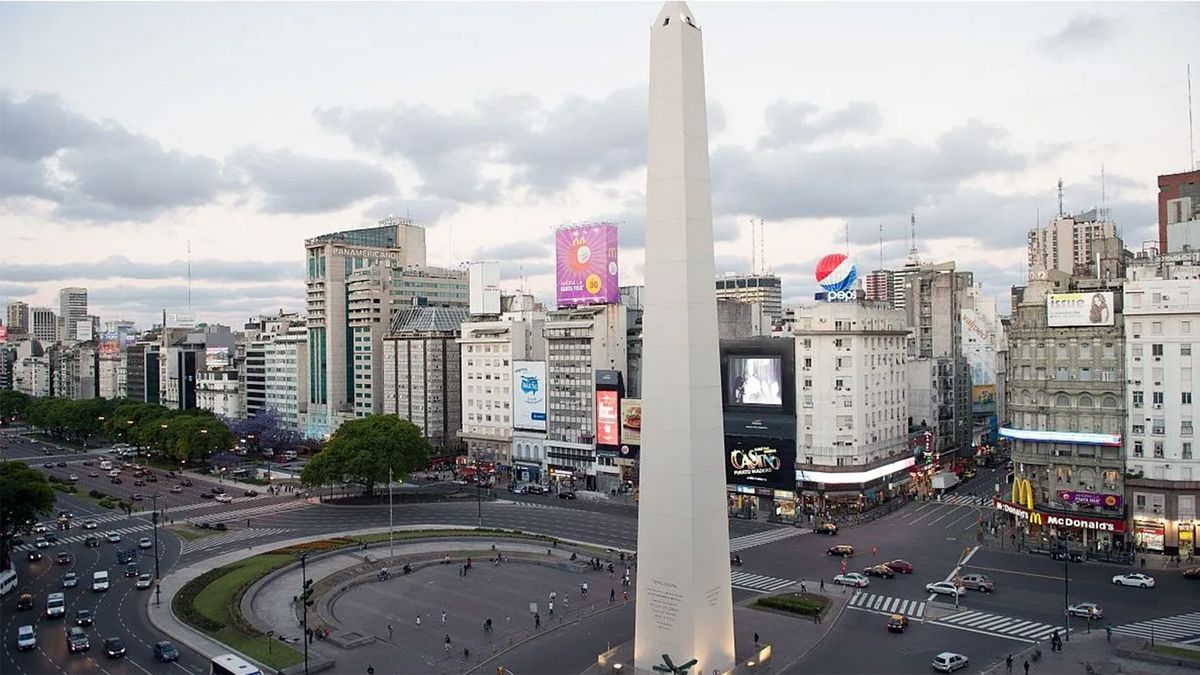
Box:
1185;443;1194;460
1132;345;1144;359
1133;390;1144;407
1132;322;1143;334
1153;392;1164;405
1152;418;1165;434
1184;420;1195;436
1185;321;1193;334
1057;343;1068;358
1154;441;1164;459
1079;394;1093;408
1184;392;1194;405
1151;344;1164;357
1135;494;1147;509
1056;395;1070;407
1152;322;1163;335
1184;344;1193;356
1133;441;1143;457
1055;367;1069;381
1132;423;1145;435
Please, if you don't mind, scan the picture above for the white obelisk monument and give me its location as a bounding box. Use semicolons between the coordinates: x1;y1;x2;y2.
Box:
634;3;735;674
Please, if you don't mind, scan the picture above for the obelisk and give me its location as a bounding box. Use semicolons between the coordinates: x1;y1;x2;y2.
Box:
634;3;735;674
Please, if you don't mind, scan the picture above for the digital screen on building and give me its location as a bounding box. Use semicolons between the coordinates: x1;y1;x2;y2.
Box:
512;361;547;432
596;390;620;447
1046;292;1115;327
725;436;796;490
725;356;783;407
555;223;619;307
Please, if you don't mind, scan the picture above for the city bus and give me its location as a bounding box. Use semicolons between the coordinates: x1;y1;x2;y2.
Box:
0;569;17;596
211;654;263;675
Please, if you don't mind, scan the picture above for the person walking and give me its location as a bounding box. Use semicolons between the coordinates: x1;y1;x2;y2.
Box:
368;666;375;675
415;615;421;627
623;590;629;602
444;634;451;653
610;588;616;604
1023;659;1030;675
485;618;493;633
534;613;541;629
1105;622;1113;642
548;600;554;617
753;632;760;648
819;578;825;591
1006;654;1013;673
388;624;393;641
442;611;448;625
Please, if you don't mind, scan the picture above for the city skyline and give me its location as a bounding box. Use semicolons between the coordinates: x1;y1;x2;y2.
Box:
2;2;1198;329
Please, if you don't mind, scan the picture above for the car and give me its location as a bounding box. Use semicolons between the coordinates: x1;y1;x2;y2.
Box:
863;564;895;579
63;572;78;588
833;572;870;588
44;533;57;543
136;574;153;589
139;537;152;550
125;563;139;577
67;474;78;482
74;609;94;626
153;640;180;662
131;493;145;501
83;520;97;529
105;532;121;543
243;489;259;497
199;491;214;499
110;476;123;484
959;574;994;592
84;536;100;548
117;549;136;564
962;469;977;480
145;474;157;482
133;480;145;487
211;486;225;494
1066;602;1103;619
885;559;914;574
180;479;193;487
826;545;855;557
16;624;36;651
16;593;34;610
170;485;183;493
56;461;67;467
925;581;967;597
42;462;54;468
56;551;72;565
103;636;127;658
88;471;100;478
35;537;49;549
1113;573;1155;588
67;625;90;652
32;523;48;534
11;537;23;546
1052;549;1086;562
1185;567;1200;579
932;652;969;673
59;509;75;518
45;592;65;618
886;614;908;633
215;494;233;503
814;522;839;535
558;491;577;500
508;483;528;494
82;460;94;466
526;484;549;495
27;550;43;562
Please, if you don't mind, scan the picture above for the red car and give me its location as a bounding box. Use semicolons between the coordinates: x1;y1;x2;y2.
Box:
885;559;914;574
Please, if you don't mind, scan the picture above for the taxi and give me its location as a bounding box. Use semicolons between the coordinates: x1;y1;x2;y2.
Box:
826;544;855;557
887;614;908;633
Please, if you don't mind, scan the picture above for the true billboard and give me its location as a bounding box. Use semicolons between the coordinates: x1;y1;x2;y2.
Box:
1046;292;1114;327
555;223;619;307
620;398;641;446
596;390;620;447
512;361;547;432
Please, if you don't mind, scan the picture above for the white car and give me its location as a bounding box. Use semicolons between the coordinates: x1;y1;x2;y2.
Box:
32;523;48;534
105;532;121;543
136;574;153;589
139;537;153;550
1066;602;1103;619
932;652;969;673
35;537;49;549
16;625;36;651
925;581;967;597
63;572;78;588
1112;573;1155;588
833;572;870;588
82;520;98;529
215;494;233;503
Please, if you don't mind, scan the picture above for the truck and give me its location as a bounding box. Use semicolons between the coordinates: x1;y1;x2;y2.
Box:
931;472;961;492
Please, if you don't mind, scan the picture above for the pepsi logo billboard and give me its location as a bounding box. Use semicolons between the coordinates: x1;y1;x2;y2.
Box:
814;253;858;301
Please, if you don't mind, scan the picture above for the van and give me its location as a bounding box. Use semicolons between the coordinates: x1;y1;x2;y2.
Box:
99;460;112;471
0;569;17;596
45;592;66;618
92;571;110;592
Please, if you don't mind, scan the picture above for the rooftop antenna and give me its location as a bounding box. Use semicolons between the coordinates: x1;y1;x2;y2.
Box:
750;218;757;274
1057;178;1064;217
1189;64;1196;171
759;219;766;275
1101;164;1107;221
844;221;850;256
878;223;884;268
907;211;918;262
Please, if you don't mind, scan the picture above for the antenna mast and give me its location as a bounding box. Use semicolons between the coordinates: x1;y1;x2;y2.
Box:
759;219;766;275
907;211;918;263
1057;178;1064;217
1101;164;1108;221
844;221;850;256
878;223;884;268
751;218;757;274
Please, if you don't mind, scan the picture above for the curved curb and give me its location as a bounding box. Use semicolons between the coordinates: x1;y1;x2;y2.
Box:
769;589;852;672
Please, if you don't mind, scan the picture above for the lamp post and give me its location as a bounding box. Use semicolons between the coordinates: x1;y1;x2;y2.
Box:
159;423;169;460
388;466;394;561
292;552;312;675
1062;539;1070;642
150;493;161;581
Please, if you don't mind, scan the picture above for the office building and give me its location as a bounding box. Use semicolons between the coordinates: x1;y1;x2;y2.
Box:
304;217;427;438
381;306;469;454
1123;248;1200;556
264;323;308;433
31;307;57;344
58;287;88;342
347;265;394;418
53;342;99;400
715;273;783;324
1158;170;1200;253
1027;209;1118;277
98;351;126;400
863;270;894;304
241;311;304;419
0;345;16;390
13;340;51;397
196;356;242;419
962;283;1004;445
6;301;29;334
390;265;469;311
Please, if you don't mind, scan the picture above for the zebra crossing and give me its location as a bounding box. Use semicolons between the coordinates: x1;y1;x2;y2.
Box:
180;527;292;555
729;528;808;552
936;494;996;508
847;591;926;619
730;570;796;593
1112;612;1200;642
937;610;1064;641
13;524;152;552
174;499;312;524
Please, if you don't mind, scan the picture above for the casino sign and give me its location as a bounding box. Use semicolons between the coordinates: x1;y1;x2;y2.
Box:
992;499;1126;533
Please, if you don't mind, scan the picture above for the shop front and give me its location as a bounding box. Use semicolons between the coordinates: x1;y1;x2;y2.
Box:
512;461;542;485
1134;520;1166;552
796;455;918;518
994;498;1127;552
547;465;579;492
1179;522;1195;557
723;412;796;522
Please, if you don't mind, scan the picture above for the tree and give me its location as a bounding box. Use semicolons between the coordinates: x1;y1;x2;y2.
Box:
300;415;429;496
0;461;56;570
0;390;32;424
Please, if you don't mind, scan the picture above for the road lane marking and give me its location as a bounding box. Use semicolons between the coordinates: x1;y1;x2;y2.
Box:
943;510;979;530
964;565;1065;581
924;507;965;527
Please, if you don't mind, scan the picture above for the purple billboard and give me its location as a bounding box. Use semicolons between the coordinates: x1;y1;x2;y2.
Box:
1057;490;1123;509
555;223;619;307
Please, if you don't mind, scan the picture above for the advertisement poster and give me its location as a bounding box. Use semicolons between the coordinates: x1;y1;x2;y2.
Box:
1046;292;1115;327
555;223;619;307
1057;490;1122;509
972;385;996;406
726;356;783;407
596;390;620;447
725;436;796;490
620;398;641;446
512;361;547;432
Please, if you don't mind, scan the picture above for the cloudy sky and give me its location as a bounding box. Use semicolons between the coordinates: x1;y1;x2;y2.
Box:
2;1;1197;330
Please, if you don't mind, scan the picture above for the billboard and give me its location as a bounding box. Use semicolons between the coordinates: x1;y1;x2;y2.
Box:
726;436;796;490
725;356;783;407
596;389;620;447
620;398;641;446
1046;292;1114;327
972;384;996;406
555;223;619;307
512;361;547;432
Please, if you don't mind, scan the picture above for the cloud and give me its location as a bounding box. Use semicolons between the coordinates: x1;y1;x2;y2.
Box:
91;283;303;311
497;260;553;282
0;255;301;283
362;196;461;225
0;282;38;298
1038;14;1117;56
230;148;396;214
759;101;882;149
471;241;550;261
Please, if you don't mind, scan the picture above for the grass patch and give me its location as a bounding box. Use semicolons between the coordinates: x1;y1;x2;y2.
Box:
167;525;220;542
755;592;830;617
1150;645;1200;661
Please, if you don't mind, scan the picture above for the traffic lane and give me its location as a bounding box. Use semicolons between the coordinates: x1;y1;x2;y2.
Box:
795;608;1012;674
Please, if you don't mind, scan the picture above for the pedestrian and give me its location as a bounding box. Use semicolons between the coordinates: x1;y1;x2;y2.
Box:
563;596;569;610
549;601;554;616
464;647;470;660
534;613;541;629
753;632;760;647
1105;622;1113;642
368;665;375;675
800;579;807;593
1005;655;1013;673
550;591;557;602
485;618;492;633
623;590;629;602
442;611;447;624
820;578;825;591
388;624;393;640
1023;660;1029;675
812;612;818;624
416;615;421;627
610;588;616;604
444;634;451;653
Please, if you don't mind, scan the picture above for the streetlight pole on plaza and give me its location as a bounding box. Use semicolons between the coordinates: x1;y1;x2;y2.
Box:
150;493;161;581
1062;539;1070;642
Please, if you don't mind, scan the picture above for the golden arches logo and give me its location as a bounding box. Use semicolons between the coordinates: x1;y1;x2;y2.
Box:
1029;511;1043;526
1011;478;1035;510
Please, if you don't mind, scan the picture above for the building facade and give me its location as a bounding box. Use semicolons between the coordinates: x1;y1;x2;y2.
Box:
1027;209;1118;277
381;306;469;454
263;323;308;433
58;287;88;343
7;301;29;334
347;265;393;418
715;273;783;324
390;265;469;310
31;307;57;344
196;365;241;418
1158;170;1200;253
97;351;126;400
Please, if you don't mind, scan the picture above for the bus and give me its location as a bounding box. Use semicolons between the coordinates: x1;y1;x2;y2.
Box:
0;569;17;596
211;654;263;675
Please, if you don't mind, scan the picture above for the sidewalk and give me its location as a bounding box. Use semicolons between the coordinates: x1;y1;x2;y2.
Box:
979;631;1195;675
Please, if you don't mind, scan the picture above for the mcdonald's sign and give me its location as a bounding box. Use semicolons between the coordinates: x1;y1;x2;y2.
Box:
1010;477;1035;510
1028;511;1043;526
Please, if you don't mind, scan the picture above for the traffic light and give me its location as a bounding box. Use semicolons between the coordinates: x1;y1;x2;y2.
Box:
302;579;315;607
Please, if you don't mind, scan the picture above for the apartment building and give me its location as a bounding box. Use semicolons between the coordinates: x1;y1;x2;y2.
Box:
381;306;469;454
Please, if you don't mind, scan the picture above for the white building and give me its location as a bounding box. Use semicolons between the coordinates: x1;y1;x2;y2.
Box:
1124;249;1200;556
264;323;308;433
58;287;87;342
390;265;469;311
347;265;394;418
458;294;545;472
196;365;241;418
1027;209;1117;277
98;351;126;400
31;307;57;344
242;311;304;419
715;273;782;324
381;306;469;454
13;340;51;397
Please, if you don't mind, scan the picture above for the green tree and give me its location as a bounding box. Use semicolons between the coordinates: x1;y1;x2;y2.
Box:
300;415;429;496
165;414;233;464
0;461;56;570
0;390;32;423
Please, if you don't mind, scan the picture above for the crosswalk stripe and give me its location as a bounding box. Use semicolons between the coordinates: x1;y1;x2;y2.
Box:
1113;612;1200;641
180;527;291;555
934;610;1063;641
728;528;808;553
845;592;925;619
943;611;980;623
729;570;794;593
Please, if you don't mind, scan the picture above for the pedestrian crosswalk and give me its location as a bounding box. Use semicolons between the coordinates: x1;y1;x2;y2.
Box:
1112;612;1200;642
174;499;312;525
13;524;152;552
937;610;1063;641
847;591;926;619
729;528;808;552
936;494;996;507
180;527;292;555
730;571;796;593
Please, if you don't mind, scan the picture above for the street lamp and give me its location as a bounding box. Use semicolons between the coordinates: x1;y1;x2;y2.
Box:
150;493;162;581
1061;539;1070;642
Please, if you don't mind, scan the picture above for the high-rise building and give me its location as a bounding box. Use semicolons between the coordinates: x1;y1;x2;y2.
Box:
961;283;1004;445
863;270;894;304
6;301;29;334
1027;209;1118;277
390;265;469;311
381;306;469;454
714;273;783;324
348;265;394;418
241;311;303;419
1123;248;1200;556
31;307;57;343
1158;170;1200;253
304;217;426;438
58;287;88;342
264;323;308;433
196;346;241;418
13;340;51;397
52;342;99;400
0;345;16;390
98;352;126;400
